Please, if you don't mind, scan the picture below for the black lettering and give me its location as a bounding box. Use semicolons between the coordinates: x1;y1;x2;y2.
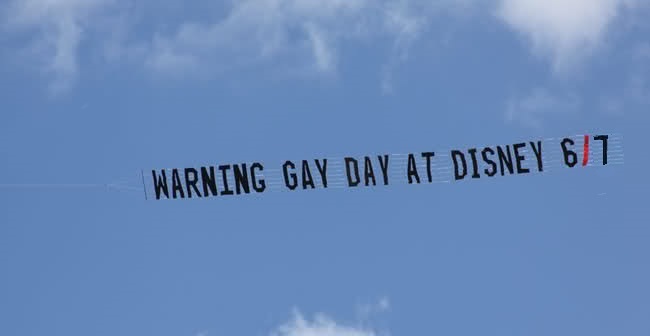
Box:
283;161;298;190
451;150;467;180
184;168;202;198
421;152;435;183
497;145;514;175
233;164;251;194
481;148;497;177
377;155;390;185
561;138;577;167
364;156;376;186
594;135;609;165
345;158;360;187
407;154;420;184
200;167;218;197
171;169;185;199
468;148;480;178
529;141;543;172
152;170;169;200
314;159;328;188
513;143;529;174
301;160;315;189
250;163;266;193
219;165;234;195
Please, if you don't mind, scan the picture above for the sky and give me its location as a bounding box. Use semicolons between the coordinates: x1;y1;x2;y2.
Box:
0;1;649;335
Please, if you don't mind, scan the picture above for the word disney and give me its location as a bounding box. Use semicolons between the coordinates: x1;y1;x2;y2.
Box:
145;134;621;201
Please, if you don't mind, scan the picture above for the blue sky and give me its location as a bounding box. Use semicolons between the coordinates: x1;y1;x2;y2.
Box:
1;1;649;335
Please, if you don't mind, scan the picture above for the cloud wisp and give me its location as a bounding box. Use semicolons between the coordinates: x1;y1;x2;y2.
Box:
1;0;648;96
270;309;380;336
495;0;646;74
140;0;437;83
1;0;113;94
267;297;391;336
0;0;449;92
505;87;581;129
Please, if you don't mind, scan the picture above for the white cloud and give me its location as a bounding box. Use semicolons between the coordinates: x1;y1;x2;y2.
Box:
505;88;581;129
142;0;364;75
356;296;391;319
3;0;645;95
304;23;336;73
2;0;112;94
141;0;430;79
599;44;650;115
495;0;643;74
2;0;451;91
270;297;390;336
378;297;390;311
270;309;380;336
380;1;428;94
0;2;492;89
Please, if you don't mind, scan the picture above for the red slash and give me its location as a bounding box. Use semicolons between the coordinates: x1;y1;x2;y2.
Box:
582;135;589;166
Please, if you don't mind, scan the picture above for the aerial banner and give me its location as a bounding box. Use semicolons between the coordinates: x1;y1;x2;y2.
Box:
142;133;624;201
